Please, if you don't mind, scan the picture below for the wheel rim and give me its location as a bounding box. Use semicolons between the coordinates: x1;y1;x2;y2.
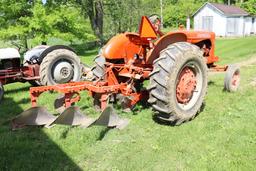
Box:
52;60;74;84
231;70;240;88
175;61;203;111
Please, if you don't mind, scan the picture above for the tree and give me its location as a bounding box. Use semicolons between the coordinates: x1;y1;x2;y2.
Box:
240;0;256;15
0;0;95;49
76;0;104;45
163;0;203;27
104;0;142;38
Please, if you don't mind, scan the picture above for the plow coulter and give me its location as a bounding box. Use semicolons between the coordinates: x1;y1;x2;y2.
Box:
11;16;240;130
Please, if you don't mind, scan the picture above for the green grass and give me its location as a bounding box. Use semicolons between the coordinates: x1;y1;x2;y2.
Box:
215;36;256;65
0;37;256;170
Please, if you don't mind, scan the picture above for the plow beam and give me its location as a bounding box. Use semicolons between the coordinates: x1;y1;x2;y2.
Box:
29;81;126;110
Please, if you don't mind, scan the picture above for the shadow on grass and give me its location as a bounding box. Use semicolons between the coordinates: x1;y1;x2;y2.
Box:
4;85;30;94
0;97;82;171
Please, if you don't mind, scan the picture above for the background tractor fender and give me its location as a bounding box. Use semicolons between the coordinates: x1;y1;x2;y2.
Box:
146;33;187;64
38;45;75;63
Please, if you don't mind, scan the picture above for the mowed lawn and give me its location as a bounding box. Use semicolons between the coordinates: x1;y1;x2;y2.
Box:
0;36;256;170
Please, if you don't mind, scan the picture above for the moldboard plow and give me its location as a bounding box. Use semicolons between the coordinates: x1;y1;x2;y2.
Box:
11;15;240;130
11;81;131;130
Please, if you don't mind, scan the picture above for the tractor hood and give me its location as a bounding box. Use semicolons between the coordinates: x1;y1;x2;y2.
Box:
102;33;143;61
0;48;20;59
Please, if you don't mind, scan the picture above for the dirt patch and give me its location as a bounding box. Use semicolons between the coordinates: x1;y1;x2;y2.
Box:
250;77;256;86
237;55;256;67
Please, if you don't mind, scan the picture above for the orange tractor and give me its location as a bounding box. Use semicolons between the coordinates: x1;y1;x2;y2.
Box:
12;16;240;129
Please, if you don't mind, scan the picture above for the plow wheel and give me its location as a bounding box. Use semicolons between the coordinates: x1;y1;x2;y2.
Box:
40;49;81;85
224;65;240;92
0;82;4;103
148;42;208;125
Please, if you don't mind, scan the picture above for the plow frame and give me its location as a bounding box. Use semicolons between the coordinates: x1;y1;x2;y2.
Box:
29;63;151;111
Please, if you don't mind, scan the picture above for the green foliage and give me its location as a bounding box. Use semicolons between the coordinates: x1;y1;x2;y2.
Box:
104;0;143;38
163;0;203;27
0;0;255;46
0;0;95;47
240;0;256;15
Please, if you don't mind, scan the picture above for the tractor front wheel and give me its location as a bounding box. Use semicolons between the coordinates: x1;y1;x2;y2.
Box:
224;65;240;92
0;82;4;103
39;49;81;85
148;42;208;125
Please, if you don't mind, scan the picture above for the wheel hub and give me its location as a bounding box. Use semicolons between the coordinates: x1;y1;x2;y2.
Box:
231;71;240;87
53;61;74;83
176;67;197;104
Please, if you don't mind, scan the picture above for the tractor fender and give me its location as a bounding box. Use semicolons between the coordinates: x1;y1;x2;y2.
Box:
146;33;187;64
37;45;75;64
0;48;20;59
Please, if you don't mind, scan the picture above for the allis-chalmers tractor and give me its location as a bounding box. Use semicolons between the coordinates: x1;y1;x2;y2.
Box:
0;45;82;103
12;16;240;129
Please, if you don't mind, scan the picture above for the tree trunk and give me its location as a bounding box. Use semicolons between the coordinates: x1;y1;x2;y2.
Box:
24;37;28;51
82;0;104;45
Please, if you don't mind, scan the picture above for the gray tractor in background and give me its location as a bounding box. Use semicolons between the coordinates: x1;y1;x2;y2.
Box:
0;45;83;102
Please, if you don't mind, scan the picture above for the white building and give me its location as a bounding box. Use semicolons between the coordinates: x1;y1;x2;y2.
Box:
193;2;256;36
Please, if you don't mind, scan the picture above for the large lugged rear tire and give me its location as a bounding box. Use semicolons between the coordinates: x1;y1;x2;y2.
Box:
0;82;4;103
39;49;81;85
148;42;208;125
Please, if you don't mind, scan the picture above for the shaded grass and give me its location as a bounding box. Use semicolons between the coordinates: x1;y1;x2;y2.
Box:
0;37;256;170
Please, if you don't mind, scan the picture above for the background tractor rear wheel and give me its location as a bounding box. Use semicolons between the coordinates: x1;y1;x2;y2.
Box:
224;64;240;92
0;82;4;103
148;42;208;125
39;49;81;85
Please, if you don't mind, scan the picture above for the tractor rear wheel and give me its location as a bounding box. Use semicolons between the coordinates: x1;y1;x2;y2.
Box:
0;82;4;103
39;49;81;85
148;42;208;125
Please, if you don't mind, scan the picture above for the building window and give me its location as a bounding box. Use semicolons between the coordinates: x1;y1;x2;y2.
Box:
227;18;237;34
202;16;213;31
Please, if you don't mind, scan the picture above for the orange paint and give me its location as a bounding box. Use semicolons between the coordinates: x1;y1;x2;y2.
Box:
139;16;158;39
